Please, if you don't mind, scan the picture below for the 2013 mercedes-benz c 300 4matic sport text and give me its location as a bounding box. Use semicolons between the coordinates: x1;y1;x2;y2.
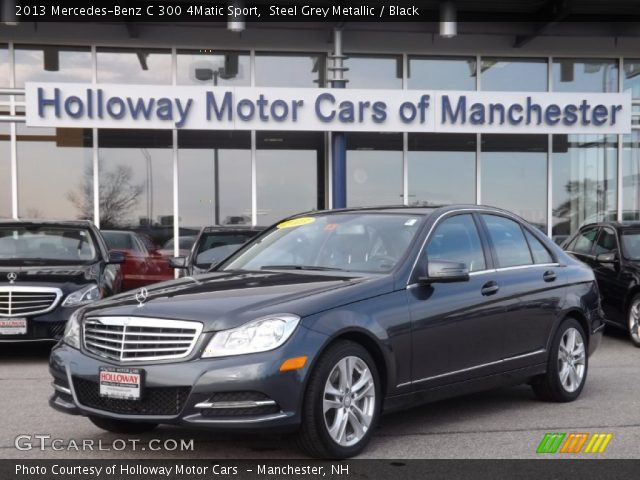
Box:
49;206;604;458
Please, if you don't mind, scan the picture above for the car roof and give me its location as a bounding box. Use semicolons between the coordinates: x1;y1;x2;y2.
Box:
581;221;640;230
284;204;525;218
0;219;94;228
201;226;265;232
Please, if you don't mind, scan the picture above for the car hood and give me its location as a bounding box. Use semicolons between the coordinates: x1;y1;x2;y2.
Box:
83;270;392;332
0;264;100;292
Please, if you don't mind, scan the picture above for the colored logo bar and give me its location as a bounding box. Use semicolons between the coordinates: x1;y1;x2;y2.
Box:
537;433;613;454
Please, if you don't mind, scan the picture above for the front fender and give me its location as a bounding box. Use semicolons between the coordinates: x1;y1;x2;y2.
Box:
301;290;411;397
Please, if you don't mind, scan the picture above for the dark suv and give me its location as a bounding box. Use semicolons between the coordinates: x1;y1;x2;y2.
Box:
563;221;640;346
0;220;124;341
171;226;264;276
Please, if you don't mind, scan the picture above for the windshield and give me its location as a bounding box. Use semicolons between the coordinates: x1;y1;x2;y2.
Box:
163;236;196;250
621;230;640;260
102;231;135;251
195;232;258;267
0;226;98;264
220;213;424;273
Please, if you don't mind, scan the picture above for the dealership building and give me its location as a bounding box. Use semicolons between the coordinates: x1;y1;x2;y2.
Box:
2;3;640;249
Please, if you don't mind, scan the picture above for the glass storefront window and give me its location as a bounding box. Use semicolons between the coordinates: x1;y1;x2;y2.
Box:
0;45;9;86
552;58;618;92
256;131;324;226
14;45;92;86
347;133;403;207
177;50;250;86
17;125;93;220
97;48;172;84
255;53;326;87
481;134;548;230
622;132;640;221
623;59;640;106
0;123;10;218
408;56;476;90
97;130;173;249
552;134;617;243
178;131;252;227
481;57;547;92
346;55;402;89
408;133;476;206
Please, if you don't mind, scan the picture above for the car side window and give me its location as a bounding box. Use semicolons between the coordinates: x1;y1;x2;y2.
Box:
524;229;554;264
594;228;617;255
426;214;486;272
572;228;599;255
482;215;533;268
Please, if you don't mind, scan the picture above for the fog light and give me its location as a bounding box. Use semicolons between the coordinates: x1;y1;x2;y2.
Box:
280;356;308;372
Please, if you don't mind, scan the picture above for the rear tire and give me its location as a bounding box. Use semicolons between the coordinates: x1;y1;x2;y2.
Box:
627;294;640;347
89;415;158;434
296;340;380;459
532;318;588;402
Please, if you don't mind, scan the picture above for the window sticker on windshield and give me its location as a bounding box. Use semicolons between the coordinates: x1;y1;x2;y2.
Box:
277;217;316;229
405;218;418;226
324;223;338;231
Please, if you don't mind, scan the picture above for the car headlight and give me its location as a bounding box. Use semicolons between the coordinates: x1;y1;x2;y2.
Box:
62;309;82;349
62;284;101;307
202;314;300;358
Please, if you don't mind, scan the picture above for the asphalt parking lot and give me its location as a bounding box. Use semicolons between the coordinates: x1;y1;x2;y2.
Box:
0;330;638;460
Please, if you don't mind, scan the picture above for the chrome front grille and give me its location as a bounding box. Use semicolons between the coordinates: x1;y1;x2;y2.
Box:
83;316;203;362
0;286;62;317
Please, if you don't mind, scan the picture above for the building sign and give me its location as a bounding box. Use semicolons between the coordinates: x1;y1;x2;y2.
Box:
25;82;632;134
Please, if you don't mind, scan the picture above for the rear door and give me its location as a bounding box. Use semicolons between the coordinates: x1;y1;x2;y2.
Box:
479;214;563;362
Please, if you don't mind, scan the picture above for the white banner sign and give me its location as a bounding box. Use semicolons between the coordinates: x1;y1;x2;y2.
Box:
25;82;632;134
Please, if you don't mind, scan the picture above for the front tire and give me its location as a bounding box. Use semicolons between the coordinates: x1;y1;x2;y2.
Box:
297;340;380;459
89;415;158;434
532;318;588;402
627;294;640;347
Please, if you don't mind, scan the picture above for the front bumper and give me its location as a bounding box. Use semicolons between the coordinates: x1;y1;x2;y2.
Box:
49;325;328;432
0;306;79;342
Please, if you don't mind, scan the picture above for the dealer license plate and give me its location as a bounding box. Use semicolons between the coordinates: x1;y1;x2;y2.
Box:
99;367;143;400
0;318;27;335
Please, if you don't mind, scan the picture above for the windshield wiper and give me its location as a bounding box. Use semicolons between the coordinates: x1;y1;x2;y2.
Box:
260;265;344;271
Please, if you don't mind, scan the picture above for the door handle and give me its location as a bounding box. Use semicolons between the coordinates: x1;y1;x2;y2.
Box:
543;270;557;282
481;281;499;296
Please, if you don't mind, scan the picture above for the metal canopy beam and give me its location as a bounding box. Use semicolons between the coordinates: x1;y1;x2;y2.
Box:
513;0;573;48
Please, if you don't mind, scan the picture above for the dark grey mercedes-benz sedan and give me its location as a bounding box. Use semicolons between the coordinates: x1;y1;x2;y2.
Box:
49;205;604;458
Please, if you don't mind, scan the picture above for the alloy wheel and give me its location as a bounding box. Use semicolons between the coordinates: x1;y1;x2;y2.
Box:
557;327;586;393
629;300;640;344
322;356;376;447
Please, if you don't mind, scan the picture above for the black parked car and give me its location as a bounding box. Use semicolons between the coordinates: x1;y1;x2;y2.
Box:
50;206;603;458
170;226;264;276
563;221;640;347
0;220;124;341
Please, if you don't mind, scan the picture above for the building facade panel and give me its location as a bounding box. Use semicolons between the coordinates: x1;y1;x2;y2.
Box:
1;22;640;251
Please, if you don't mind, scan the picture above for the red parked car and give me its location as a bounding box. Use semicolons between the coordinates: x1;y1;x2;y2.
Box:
101;230;173;291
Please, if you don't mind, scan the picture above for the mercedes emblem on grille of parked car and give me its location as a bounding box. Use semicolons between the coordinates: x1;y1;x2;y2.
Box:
7;272;17;284
135;287;149;307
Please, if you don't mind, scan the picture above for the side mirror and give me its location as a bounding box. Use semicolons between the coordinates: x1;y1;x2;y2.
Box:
596;252;617;264
419;260;470;284
169;257;187;269
107;251;126;265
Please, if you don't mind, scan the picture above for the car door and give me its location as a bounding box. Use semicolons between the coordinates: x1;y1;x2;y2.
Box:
480;214;563;362
407;213;510;388
592;227;627;323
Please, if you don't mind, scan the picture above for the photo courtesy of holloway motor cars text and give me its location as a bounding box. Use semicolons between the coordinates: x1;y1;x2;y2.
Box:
1;1;640;479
